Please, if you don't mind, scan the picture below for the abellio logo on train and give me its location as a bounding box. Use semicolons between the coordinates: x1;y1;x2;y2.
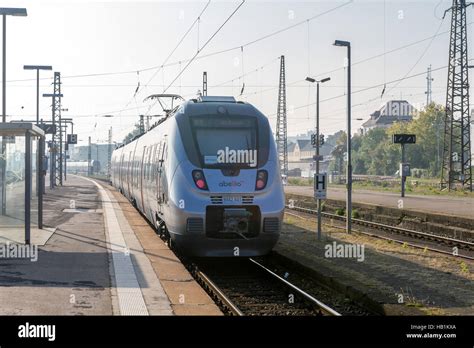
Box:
219;180;244;187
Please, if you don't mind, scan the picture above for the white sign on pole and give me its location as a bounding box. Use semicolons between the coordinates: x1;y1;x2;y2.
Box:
314;173;327;200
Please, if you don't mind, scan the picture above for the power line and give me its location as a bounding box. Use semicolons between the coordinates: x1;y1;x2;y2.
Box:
140;0;211;95
384;16;446;97
163;0;245;94
2;1;353;87
143;0;246;116
117;0;212;118
242;18;466;98
211;56;280;88
266;62;466;118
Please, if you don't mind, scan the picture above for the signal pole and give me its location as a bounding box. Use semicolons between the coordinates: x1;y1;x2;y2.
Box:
425;64;433;107
43;72;63;188
276;56;288;176
306;76;331;241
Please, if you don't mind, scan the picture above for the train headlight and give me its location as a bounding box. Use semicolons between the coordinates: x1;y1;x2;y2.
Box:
192;170;209;190
255;170;268;190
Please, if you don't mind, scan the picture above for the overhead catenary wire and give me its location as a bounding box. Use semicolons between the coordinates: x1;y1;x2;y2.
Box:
3;1;353;87
383;14;446;97
211;56;280;88
266;61;470;118
243;18;469;98
62;1;454;138
163;0;245;93
118;0;212;117
144;0;246;116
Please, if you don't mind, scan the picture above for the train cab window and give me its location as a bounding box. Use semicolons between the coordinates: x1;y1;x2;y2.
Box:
190;116;258;169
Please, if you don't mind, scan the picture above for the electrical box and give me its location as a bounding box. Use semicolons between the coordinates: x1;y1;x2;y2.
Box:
400;163;411;177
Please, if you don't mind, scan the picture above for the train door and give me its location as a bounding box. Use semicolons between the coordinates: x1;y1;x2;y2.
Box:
155;141;163;214
144;145;153;222
139;146;146;212
127;151;132;198
149;143;159;219
158;136;167;214
119;152;125;190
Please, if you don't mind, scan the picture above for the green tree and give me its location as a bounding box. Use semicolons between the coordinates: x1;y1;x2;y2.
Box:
348;103;445;178
123;123;142;144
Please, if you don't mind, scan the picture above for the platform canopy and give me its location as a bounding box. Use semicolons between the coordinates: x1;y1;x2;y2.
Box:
0;123;45;244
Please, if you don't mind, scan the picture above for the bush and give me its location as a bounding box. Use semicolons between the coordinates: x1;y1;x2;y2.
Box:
336;208;345;216
351;209;360;219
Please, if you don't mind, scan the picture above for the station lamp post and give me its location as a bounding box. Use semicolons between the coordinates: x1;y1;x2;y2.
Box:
305;76;330;241
0;8;27;123
333;39;352;234
23;65;52;125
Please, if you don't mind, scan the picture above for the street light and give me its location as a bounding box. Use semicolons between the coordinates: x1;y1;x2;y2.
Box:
0;8;27;123
333;39;352;234
23;65;52;125
305;76;331;241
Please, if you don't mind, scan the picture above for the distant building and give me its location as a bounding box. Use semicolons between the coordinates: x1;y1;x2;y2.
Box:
68;143;114;174
361;100;416;134
287;137;333;177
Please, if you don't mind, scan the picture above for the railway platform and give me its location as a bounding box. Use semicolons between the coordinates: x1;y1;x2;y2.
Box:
285;185;474;218
0;175;221;315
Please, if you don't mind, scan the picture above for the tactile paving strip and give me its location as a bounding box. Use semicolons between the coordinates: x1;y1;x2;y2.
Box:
87;178;149;316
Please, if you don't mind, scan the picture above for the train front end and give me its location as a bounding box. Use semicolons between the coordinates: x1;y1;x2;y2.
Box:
167;96;285;257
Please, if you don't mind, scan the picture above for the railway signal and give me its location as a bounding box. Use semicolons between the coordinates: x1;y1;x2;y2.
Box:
392;134;416;144
306;75;331;241
392;133;416;197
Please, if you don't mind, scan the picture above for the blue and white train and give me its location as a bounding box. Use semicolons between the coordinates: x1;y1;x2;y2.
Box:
110;95;285;257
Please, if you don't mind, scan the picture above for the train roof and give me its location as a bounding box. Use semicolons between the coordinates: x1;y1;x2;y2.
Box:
115;96;266;149
181;95;263;118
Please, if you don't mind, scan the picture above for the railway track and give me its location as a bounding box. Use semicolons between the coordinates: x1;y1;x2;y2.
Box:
286;205;474;260
188;257;342;316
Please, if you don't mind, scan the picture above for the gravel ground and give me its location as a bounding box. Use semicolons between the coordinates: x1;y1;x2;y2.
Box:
275;213;474;315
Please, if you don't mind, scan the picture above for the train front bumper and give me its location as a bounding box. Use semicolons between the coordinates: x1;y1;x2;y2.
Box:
171;232;280;257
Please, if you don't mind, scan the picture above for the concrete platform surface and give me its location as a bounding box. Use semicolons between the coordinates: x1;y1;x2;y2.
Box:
0;175;112;315
0;227;56;245
0;175;221;315
285;185;474;218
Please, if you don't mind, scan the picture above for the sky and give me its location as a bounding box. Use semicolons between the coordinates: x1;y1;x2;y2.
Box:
0;0;471;146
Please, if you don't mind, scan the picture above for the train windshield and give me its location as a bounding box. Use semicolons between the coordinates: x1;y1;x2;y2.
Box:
190;116;258;168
